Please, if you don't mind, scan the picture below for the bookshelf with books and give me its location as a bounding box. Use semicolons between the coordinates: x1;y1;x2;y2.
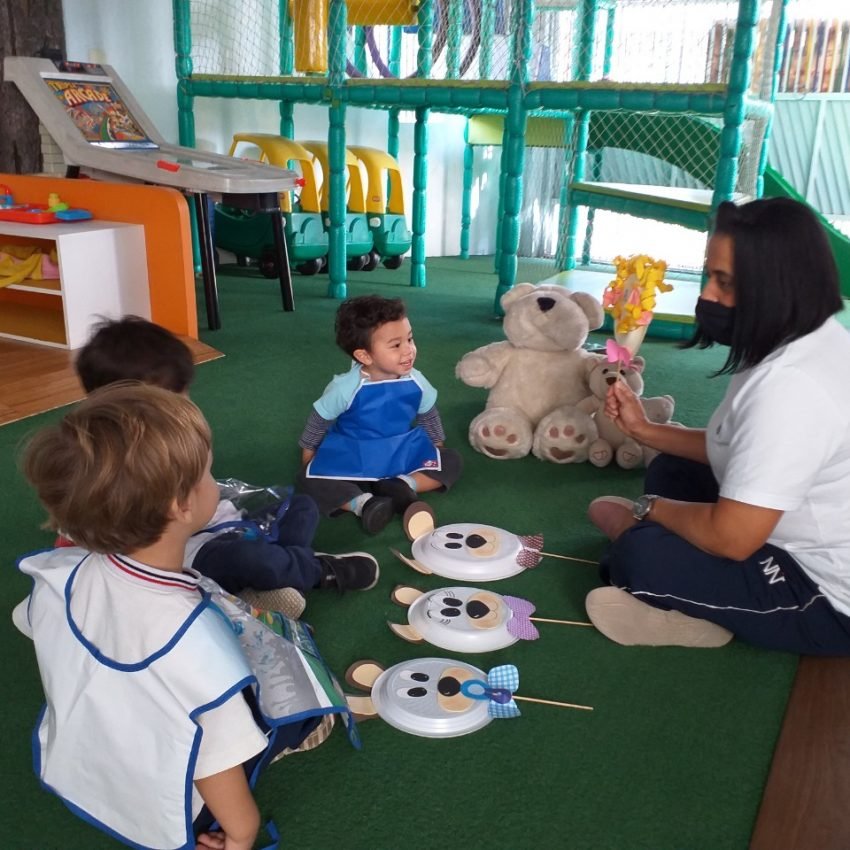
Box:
774;17;850;94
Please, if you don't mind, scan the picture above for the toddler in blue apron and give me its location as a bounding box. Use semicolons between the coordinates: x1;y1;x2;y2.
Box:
297;294;463;534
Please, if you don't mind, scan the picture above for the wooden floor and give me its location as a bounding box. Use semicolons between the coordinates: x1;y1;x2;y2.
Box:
0;336;223;426
750;656;850;849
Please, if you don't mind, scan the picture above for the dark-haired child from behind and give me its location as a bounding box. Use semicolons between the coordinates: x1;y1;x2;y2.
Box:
74;316;378;615
297;295;462;534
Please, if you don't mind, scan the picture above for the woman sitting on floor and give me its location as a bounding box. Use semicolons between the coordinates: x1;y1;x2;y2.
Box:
585;196;850;654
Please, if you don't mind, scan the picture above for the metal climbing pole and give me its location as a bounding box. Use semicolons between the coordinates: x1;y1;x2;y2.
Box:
580;2;616;265
561;0;598;271
494;0;535;312
756;0;789;198
279;0;295;139
460;119;474;259
387;26;403;160
172;0;202;270
173;0;195;148
327;0;348;298
712;0;759;210
410;0;434;288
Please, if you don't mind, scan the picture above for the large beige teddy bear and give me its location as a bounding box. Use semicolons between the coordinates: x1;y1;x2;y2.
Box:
578;356;675;469
455;282;604;463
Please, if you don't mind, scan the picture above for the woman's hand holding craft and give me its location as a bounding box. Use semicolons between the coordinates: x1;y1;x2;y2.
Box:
605;380;649;441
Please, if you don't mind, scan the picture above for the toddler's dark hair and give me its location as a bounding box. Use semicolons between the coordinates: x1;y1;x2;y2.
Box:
75;315;195;393
335;295;407;356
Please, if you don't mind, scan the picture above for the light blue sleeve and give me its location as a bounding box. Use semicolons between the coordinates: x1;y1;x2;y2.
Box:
314;364;363;420
412;369;438;414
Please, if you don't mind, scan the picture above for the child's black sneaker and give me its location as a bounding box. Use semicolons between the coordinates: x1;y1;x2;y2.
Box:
317;552;380;592
371;477;419;514
360;495;394;534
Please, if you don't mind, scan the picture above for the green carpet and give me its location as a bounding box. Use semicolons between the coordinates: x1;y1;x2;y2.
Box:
1;256;797;849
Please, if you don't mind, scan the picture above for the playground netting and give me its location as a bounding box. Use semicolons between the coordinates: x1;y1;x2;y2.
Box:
187;0;783;89
179;0;785;303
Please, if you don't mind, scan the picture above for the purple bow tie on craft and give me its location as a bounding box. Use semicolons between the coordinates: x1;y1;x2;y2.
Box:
515;534;544;568
606;338;633;369
460;664;521;719
503;595;540;641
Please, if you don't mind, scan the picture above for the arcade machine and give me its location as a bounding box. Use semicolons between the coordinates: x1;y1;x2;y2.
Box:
4;56;299;329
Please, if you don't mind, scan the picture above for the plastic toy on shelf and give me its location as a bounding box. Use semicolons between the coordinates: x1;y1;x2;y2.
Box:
214;133;329;277
0;189;93;224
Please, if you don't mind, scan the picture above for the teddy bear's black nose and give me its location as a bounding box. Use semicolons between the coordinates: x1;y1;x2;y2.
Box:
537;297;556;312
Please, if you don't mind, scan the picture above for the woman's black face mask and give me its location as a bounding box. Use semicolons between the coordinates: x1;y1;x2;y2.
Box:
695;298;736;346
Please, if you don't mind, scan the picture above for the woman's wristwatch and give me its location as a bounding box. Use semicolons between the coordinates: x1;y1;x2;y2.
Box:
632;494;659;520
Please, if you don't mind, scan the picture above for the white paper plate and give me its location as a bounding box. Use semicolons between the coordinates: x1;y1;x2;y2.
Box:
370;657;493;738
410;523;529;581
406;586;519;653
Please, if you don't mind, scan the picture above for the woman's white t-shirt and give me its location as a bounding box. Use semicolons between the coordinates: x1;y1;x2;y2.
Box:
706;317;850;615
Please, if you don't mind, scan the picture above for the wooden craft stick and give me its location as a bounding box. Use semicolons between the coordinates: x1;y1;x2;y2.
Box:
539;551;598;566
529;616;594;627
514;695;594;712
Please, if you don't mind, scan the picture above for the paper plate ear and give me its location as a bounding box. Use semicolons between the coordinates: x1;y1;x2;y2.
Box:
391;547;432;575
345;694;378;721
345;660;385;691
403;502;436;542
388;622;425;643
391;585;424;607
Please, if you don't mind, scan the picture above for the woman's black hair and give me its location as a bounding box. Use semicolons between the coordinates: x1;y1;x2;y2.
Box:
683;197;843;374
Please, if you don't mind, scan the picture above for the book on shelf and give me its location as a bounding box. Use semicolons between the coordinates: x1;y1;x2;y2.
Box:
750;19;769;94
706;21;724;84
821;20;839;92
796;20;815;93
839;21;850;91
718;14;850;95
785;21;805;92
810;20;827;92
778;21;794;92
721;24;736;84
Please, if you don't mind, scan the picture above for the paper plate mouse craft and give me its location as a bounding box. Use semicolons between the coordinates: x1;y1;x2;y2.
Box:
392;505;595;582
388;585;593;652
345;657;512;737
344;658;592;738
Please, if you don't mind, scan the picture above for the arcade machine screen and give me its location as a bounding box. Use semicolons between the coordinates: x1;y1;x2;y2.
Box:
43;61;158;150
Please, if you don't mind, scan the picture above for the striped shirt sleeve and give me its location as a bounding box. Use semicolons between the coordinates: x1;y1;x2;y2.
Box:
299;409;333;450
415;405;446;444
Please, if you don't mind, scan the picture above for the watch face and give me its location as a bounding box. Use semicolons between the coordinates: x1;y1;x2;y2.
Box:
634;495;655;520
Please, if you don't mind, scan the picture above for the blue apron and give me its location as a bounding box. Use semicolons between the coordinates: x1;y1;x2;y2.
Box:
307;377;440;480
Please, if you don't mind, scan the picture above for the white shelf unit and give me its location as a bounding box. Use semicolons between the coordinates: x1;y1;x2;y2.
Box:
0;219;149;349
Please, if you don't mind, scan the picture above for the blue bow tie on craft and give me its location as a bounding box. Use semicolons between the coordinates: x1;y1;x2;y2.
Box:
460;664;521;719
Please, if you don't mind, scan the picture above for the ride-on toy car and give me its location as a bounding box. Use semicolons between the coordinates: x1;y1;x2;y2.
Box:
347;145;412;269
214;133;328;276
300;140;375;271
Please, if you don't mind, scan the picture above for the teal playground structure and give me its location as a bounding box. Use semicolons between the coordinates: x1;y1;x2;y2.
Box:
173;0;843;316
763;165;850;298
